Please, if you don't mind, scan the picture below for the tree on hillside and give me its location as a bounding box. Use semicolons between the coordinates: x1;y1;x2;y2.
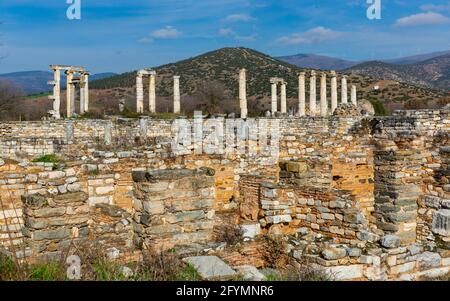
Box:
0;79;24;120
193;81;237;115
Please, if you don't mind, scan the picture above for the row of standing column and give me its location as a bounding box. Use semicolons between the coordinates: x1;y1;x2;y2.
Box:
298;71;357;117
136;72;180;114
49;66;89;119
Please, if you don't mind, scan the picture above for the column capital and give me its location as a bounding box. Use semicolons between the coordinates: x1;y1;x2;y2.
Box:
310;70;316;76
173;75;180;79
330;70;337;77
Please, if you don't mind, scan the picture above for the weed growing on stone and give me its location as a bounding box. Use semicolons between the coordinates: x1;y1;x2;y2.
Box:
32;154;60;164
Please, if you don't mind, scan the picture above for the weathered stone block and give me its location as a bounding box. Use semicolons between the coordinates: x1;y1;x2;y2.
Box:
183;256;237;280
432;209;450;237
381;235;401;249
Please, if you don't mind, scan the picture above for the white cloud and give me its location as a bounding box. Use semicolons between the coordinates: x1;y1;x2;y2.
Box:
218;28;235;37
223;14;255;22
150;26;182;39
235;34;257;42
138;37;154;44
394;12;450;27
276;27;342;45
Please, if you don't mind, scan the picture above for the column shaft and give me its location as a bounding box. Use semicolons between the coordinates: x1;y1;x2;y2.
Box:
239;69;248;118
280;82;287;114
66;72;74;118
341;76;348;104
173;76;181;114
320;73;327;116
298;73;306;117
271;82;278;114
309;71;317;116
136;75;144;113
331;71;338;114
149;74;156;113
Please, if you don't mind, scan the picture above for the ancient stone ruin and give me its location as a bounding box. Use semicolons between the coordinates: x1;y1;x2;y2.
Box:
135;69;181;114
48;65;90;119
0;67;448;281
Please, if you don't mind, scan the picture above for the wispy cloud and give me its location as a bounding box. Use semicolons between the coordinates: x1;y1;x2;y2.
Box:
222;14;255;22
218;28;235;37
276;27;342;45
394;12;450;27
151;26;182;38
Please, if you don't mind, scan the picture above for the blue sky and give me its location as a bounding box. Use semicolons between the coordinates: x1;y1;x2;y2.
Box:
0;0;449;73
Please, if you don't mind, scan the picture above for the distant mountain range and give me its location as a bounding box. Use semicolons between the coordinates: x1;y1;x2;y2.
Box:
277;50;450;70
278;50;450;91
0;71;117;94
277;54;357;71
345;54;450;91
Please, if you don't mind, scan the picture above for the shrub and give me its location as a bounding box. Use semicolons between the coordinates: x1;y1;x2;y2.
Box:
28;262;66;281
260;235;289;269
136;248;187;281
215;224;244;246
32;154;59;164
0;253;18;281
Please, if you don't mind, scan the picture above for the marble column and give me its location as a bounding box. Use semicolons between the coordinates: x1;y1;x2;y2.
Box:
83;73;89;113
309;71;317;116
80;78;85;115
149;73;156;113
271;79;278;114
298;73;306;117
239;69;248;118
331;71;338;114
320;73;327;116
52;69;61;119
66;71;74;118
136;74;144;113
280;81;287;114
351;85;357;106
173;76;181;114
341;75;348;104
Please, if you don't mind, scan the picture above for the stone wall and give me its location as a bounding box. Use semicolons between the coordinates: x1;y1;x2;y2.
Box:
0;109;449;280
132;168;216;251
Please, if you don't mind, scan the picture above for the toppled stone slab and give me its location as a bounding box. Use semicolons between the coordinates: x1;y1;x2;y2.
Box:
234;265;266;281
183;256;237;280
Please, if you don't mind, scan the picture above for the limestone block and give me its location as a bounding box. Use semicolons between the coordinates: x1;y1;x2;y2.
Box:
432;209;450;236
241;223;261;239
234;265;266;281
322;247;347;260
381;235;401;249
326;265;363;280
183;256;237;280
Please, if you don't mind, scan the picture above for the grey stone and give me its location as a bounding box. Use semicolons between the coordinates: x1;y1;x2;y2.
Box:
22;194;47;207
417;252;441;270
381;235;401;249
34;207;66;218
424;195;442;209
32;228;71;241
347;248;362;257
322;247;347;260
329;201;346;209
234;265;266;281
183;256;237;280
432;209;450;236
